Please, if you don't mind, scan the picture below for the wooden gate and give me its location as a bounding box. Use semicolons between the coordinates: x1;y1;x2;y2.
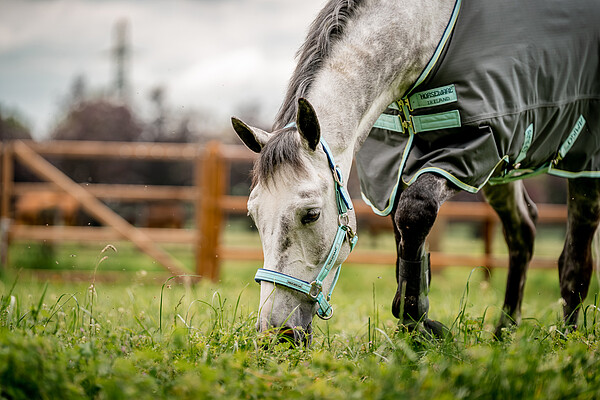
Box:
0;140;236;281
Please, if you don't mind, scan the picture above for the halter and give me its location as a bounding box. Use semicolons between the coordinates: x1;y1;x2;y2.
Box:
254;130;358;320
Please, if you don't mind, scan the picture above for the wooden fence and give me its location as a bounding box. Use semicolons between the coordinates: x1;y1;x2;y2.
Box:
0;140;567;281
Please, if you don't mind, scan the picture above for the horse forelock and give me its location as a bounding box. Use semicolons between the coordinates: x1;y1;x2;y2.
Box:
253;128;307;187
273;0;366;130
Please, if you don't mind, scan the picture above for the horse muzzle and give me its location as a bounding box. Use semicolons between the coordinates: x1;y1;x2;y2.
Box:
256;314;314;346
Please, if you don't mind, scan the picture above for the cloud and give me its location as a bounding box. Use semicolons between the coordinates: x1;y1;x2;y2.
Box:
169;46;293;120
0;0;325;138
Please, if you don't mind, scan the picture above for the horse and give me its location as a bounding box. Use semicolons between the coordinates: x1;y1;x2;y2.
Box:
15;191;80;227
231;0;600;344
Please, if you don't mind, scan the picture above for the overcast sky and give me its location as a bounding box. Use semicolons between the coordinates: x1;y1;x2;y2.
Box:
0;0;326;139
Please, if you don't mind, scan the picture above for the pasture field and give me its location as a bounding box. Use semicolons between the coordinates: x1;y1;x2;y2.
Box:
1;225;600;399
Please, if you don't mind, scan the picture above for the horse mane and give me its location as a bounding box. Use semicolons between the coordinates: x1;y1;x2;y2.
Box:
272;0;365;130
255;0;364;185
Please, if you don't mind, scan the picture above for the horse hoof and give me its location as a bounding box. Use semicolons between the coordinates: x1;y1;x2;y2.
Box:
399;319;451;340
422;319;451;339
493;314;518;340
493;325;513;341
391;293;429;321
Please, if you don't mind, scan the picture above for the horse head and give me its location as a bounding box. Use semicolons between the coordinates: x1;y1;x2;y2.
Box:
232;98;357;345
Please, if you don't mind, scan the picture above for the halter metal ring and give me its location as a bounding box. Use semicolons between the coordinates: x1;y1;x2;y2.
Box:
338;213;350;227
318;306;334;320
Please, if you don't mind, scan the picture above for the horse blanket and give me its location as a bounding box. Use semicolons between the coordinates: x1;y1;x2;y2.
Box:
357;0;600;215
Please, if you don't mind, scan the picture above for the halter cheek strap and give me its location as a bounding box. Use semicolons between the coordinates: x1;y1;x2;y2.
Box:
254;134;358;320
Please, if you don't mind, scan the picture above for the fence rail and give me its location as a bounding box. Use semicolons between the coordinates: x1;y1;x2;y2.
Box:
0;140;567;281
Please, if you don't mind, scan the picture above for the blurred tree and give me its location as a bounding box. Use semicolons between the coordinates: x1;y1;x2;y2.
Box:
52;99;141;143
233;101;269;132
144;85;196;144
0;109;38;183
1;111;57;263
135;86;196;186
0;109;32;142
50;99;143;184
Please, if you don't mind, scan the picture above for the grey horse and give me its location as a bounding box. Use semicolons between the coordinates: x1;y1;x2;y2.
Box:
232;0;600;343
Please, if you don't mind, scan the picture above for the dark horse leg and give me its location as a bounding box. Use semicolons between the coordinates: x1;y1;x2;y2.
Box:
391;173;458;333
482;180;538;337
559;178;600;328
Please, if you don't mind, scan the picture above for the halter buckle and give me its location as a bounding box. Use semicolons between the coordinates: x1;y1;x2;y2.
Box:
402;117;415;133
338;213;350;227
308;281;322;300
333;165;344;185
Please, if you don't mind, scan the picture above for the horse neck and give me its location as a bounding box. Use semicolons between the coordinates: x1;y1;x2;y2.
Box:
305;0;454;180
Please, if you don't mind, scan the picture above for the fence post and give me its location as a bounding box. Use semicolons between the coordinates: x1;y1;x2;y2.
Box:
196;141;226;281
1;143;13;268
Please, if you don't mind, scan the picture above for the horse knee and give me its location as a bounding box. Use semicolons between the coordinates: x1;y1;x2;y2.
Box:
394;193;439;238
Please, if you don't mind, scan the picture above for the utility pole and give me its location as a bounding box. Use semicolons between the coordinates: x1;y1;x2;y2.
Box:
112;19;130;103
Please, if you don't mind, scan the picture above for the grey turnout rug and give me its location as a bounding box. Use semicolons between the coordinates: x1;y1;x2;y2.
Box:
357;0;600;215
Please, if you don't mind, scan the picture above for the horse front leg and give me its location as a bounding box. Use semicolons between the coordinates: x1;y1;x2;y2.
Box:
391;173;458;334
482;180;537;338
559;178;600;328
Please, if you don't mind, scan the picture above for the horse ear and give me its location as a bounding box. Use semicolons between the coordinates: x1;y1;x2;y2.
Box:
296;98;320;151
231;117;270;153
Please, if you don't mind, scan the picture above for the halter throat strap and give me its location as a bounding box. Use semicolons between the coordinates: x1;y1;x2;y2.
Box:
254;135;358;320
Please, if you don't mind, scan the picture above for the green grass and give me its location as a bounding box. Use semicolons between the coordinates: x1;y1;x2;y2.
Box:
1;252;600;398
8;242;194;273
2;224;600;399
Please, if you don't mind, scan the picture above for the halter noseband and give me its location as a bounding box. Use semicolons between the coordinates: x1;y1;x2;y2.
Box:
254;132;358;320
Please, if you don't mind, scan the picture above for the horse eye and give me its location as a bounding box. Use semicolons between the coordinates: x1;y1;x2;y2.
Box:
301;209;321;225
